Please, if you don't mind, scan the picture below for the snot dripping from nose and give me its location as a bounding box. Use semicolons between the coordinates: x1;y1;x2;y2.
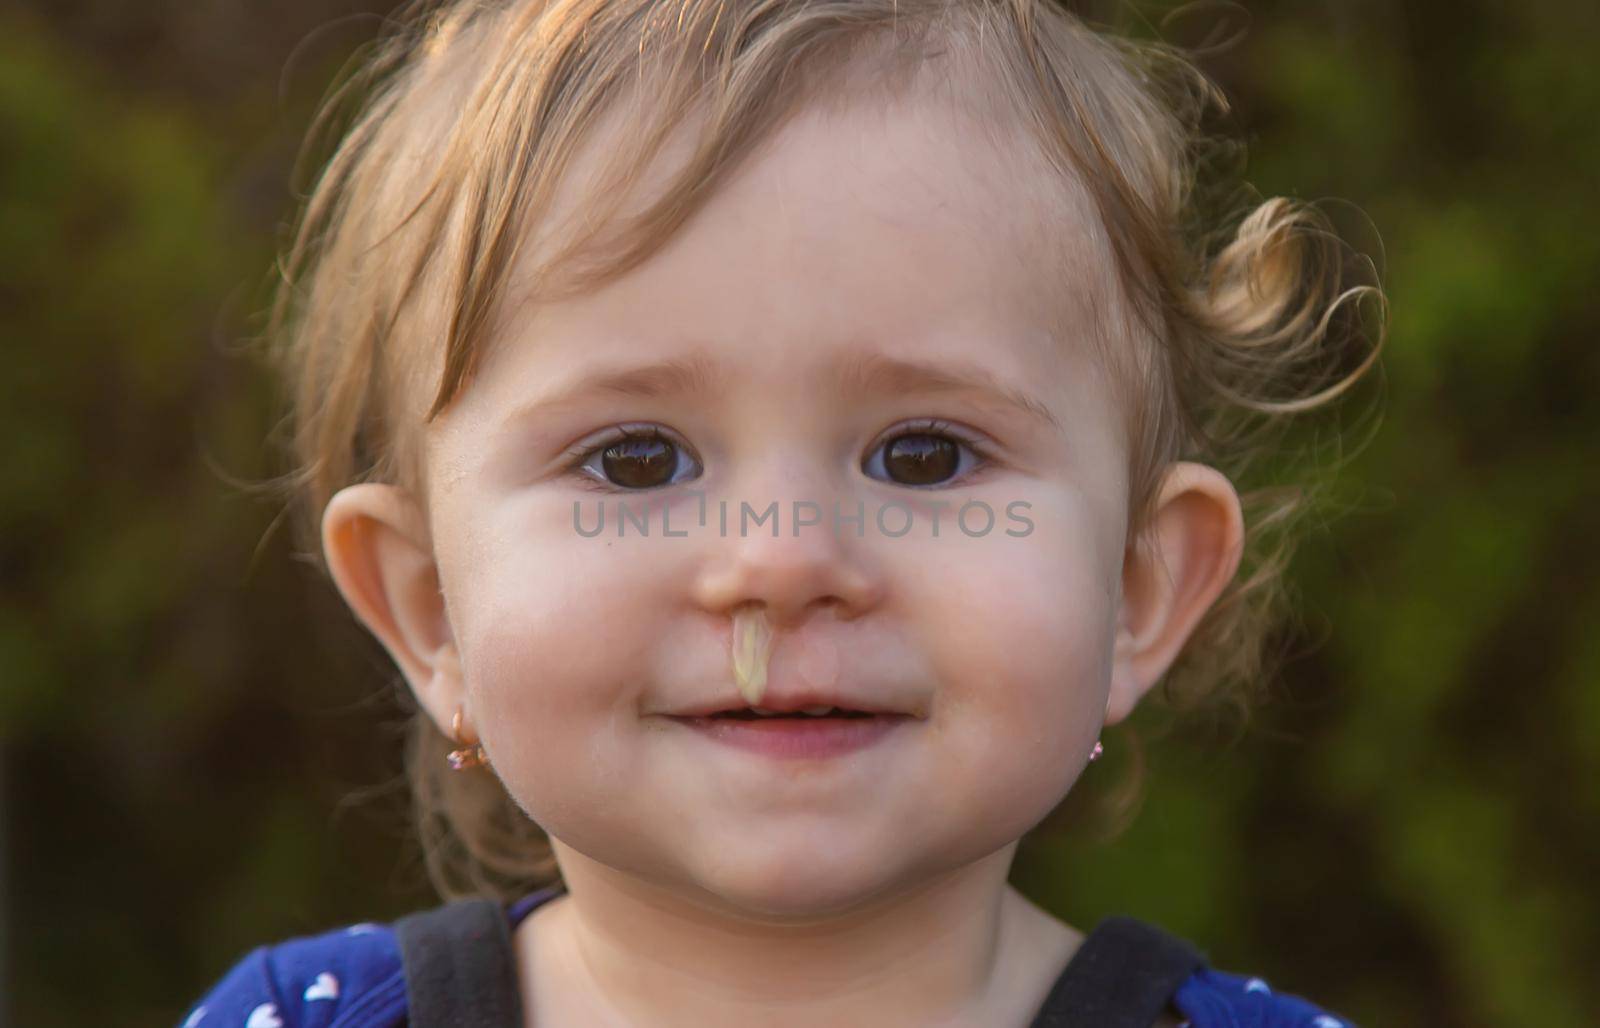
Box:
731;604;774;705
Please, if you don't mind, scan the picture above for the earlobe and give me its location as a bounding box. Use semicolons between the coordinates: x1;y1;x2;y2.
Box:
321;483;463;725
1105;462;1244;727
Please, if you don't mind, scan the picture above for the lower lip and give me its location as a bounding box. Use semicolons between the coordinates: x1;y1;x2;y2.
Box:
668;715;912;759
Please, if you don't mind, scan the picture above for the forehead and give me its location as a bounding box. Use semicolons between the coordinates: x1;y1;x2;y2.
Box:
443;64;1126;443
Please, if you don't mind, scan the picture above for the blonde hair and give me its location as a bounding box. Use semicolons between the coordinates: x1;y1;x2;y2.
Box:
264;0;1386;901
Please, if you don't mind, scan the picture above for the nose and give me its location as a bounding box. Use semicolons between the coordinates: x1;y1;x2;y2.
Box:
690;496;887;629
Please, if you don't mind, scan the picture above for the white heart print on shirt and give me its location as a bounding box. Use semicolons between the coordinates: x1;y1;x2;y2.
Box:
245;1003;283;1028
304;972;340;1001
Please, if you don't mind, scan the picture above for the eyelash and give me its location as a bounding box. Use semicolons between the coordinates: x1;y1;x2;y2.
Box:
561;418;999;493
559;424;684;495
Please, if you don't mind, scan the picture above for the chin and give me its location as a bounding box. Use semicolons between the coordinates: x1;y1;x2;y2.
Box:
690;854;904;922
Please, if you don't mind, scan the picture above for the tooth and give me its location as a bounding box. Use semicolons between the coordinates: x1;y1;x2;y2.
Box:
800;705;834;716
731;605;773;705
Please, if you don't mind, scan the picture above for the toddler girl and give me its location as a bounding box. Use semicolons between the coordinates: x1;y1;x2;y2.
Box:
182;0;1383;1024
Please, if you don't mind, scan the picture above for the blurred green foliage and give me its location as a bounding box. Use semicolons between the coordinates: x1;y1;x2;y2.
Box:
2;2;1596;1026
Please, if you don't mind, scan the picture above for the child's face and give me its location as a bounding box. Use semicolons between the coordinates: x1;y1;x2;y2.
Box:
391;89;1155;914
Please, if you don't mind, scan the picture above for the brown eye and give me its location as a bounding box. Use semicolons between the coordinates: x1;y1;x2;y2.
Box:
577;427;699;490
863;423;984;487
884;434;957;485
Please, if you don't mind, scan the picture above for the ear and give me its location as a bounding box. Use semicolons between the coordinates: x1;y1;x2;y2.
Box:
321;483;463;738
1105;462;1244;727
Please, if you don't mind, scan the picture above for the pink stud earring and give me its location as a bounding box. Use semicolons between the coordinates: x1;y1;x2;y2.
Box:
1088;740;1104;763
446;707;488;771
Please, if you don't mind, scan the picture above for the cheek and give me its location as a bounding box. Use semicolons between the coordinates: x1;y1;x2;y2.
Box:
923;514;1113;705
438;517;668;821
933;552;1109;729
906;511;1113;817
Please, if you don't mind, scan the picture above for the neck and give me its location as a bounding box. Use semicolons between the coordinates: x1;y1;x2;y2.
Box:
516;840;1078;1027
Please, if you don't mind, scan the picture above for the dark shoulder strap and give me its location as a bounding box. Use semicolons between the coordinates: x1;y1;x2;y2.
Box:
1027;915;1207;1028
395;897;523;1028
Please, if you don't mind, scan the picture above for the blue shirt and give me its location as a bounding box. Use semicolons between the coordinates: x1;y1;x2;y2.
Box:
179;886;1355;1027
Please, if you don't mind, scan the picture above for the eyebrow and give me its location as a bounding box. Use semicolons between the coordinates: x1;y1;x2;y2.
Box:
504;348;1062;434
841;352;1063;434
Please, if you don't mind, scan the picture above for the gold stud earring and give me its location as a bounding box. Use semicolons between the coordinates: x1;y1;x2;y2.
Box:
446;706;488;771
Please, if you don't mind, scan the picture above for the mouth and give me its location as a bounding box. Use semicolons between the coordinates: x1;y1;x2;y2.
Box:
668;692;920;719
665;708;913;759
694;705;879;720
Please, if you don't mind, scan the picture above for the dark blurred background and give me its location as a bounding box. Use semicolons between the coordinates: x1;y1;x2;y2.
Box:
2;1;1597;1025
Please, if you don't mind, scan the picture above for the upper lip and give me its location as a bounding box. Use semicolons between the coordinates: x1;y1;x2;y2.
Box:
668;690;916;718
